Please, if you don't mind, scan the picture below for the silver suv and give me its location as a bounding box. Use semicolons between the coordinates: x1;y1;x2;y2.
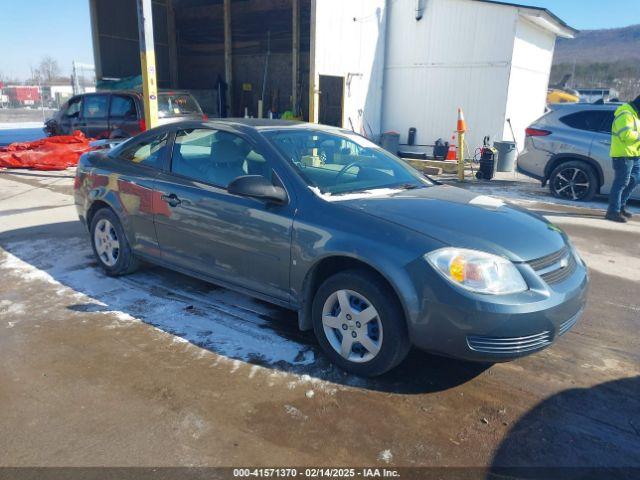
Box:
518;103;639;202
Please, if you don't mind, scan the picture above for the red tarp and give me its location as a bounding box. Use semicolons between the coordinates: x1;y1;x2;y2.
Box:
0;131;94;171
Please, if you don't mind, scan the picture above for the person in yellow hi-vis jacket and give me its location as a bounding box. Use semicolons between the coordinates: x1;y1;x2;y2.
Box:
607;96;640;223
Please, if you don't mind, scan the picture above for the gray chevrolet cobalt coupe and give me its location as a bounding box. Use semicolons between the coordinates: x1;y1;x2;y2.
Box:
74;119;588;376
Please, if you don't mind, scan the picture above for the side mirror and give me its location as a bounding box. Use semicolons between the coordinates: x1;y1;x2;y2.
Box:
227;175;288;204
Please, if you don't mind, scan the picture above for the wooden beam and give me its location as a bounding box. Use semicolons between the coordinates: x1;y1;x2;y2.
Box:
167;0;179;88
308;0;318;123
224;0;233;115
292;0;299;113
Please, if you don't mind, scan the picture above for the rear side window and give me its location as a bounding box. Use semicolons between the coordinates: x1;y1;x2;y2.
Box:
118;132;169;169
82;95;109;119
109;95;137;118
158;93;201;118
597;111;615;134
560;110;611;132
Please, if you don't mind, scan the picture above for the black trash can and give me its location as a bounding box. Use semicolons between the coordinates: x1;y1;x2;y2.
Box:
475;147;496;180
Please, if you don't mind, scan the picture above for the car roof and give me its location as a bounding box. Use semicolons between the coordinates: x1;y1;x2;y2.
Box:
76;89;195;97
204;118;356;134
549;102;622;112
135;118;361;139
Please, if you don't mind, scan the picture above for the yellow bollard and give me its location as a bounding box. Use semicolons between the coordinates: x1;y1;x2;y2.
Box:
456;108;467;182
457;131;465;182
137;0;159;130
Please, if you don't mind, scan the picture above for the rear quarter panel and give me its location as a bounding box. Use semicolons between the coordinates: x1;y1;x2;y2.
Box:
75;151;162;256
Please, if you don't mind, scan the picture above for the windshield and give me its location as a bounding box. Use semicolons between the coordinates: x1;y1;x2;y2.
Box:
158;93;202;118
263;129;432;195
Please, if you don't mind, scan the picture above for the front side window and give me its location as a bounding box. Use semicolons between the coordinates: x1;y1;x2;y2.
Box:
171;129;268;187
263;130;431;195
118;132;169;168
82;94;109;119
65;97;82;117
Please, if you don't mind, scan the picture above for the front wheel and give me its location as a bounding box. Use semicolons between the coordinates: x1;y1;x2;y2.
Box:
312;270;410;377
90;208;139;276
549;160;598;201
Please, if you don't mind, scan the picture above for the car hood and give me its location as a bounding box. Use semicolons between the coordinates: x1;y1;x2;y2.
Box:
335;185;567;262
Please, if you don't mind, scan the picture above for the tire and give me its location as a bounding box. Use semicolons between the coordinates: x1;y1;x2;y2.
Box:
311;270;410;377
549;160;598;201
89;208;139;276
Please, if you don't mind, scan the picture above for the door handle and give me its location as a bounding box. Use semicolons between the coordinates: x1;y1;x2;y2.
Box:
600;140;611;146
161;193;182;207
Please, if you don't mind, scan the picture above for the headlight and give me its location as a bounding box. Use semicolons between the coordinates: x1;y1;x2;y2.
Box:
425;248;527;295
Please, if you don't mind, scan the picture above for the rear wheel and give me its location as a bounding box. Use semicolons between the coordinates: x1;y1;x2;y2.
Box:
549;160;598;201
90;208;139;276
312;270;410;377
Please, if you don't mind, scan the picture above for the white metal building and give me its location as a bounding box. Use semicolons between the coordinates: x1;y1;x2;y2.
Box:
312;0;576;151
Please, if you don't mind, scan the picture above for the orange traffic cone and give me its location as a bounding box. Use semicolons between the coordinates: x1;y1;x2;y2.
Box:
445;135;457;161
457;107;467;133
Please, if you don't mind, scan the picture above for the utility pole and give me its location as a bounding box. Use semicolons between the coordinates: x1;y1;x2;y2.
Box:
136;0;158;129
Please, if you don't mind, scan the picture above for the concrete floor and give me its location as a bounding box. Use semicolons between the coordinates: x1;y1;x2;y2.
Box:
0;168;638;469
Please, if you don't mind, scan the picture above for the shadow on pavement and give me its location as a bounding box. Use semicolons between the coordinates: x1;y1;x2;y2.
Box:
1;220;488;394
488;376;640;479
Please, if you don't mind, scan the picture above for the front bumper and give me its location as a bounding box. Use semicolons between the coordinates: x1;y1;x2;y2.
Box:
405;250;589;362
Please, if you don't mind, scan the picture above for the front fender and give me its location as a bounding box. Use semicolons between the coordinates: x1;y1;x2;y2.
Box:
291;202;444;332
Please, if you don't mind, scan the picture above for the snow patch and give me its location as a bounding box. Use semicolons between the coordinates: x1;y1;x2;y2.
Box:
284;404;308;421
378;449;393;464
309;186;406;202
469;195;505;209
0;238;318;369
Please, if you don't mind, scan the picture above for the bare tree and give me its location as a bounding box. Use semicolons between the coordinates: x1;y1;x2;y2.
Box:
36;56;61;83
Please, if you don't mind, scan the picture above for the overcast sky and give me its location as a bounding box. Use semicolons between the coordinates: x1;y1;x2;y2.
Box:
1;0;639;81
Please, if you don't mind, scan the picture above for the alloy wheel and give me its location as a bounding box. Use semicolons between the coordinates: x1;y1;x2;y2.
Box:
321;289;383;363
552;167;591;200
94;218;120;267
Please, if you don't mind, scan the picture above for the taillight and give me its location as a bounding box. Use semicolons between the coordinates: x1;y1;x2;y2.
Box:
525;127;551;137
138;118;147;132
202;114;208;121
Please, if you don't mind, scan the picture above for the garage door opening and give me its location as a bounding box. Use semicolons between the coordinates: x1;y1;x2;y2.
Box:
174;0;312;120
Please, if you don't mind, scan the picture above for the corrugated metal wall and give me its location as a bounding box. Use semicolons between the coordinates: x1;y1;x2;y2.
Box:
504;17;556;150
313;0;387;135
382;0;518;149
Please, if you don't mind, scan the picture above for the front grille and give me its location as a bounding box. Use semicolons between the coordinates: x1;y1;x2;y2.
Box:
541;254;577;284
527;246;577;285
467;331;552;354
527;247;569;271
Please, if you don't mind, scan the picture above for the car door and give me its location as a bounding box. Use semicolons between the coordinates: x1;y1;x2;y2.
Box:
99;131;171;256
589;109;616;196
58;96;83;134
109;94;140;137
153;127;295;302
80;93;110;138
